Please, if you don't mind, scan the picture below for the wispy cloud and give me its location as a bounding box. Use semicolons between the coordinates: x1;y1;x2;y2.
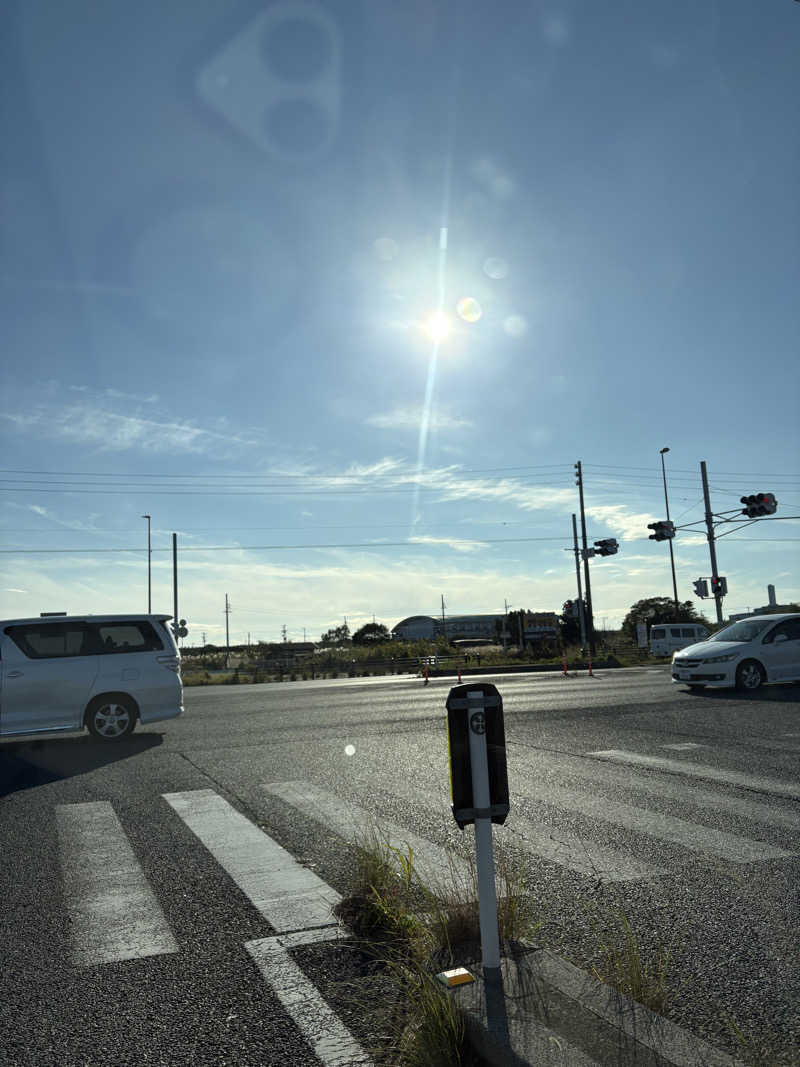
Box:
0;402;257;455
408;535;486;553
366;406;473;432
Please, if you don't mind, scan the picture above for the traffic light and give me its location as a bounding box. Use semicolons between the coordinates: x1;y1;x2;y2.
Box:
594;538;619;556
647;520;675;542
710;576;728;597
740;492;777;518
693;579;709;599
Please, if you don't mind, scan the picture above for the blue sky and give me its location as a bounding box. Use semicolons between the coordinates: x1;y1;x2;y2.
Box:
1;0;798;643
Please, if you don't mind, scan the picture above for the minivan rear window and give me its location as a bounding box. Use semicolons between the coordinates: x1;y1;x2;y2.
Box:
651;628;665;639
670;628;681;637
681;628;696;637
95;622;163;653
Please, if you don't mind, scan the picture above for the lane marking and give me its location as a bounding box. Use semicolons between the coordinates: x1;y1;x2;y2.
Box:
163;789;339;932
267;780;662;885
588;750;800;801
56;801;178;968
508;748;800;833
246;930;373;1067
523;781;792;863
662;742;707;751
263;780;470;889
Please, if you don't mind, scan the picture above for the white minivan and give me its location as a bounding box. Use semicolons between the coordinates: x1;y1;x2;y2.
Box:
649;623;709;658
0;614;183;741
672;613;800;691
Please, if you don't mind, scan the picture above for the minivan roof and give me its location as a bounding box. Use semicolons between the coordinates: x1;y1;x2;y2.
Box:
1;614;173;627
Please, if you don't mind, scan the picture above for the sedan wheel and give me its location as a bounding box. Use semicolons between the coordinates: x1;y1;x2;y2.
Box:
86;699;136;740
735;660;764;692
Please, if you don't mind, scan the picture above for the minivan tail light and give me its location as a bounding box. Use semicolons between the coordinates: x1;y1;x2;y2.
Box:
157;655;181;673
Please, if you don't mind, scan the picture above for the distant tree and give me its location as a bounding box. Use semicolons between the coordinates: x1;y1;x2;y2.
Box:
320;622;351;646
352;622;390;645
621;597;707;642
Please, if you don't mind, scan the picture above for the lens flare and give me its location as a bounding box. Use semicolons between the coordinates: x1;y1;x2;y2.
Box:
344;744;356;756
483;257;509;279
456;296;482;323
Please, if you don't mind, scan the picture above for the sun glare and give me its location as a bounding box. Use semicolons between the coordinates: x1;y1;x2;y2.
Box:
423;310;451;343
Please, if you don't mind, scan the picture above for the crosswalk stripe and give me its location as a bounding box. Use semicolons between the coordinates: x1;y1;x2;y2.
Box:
588;750;800;801
246;930;373;1067
56;801;178;968
511;749;800;833
163;789;340;932
263;780;471;889
265;780;664;885
522;781;792;863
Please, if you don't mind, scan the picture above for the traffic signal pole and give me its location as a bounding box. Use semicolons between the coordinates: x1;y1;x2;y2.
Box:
700;461;724;625
575;462;596;658
571;514;587;649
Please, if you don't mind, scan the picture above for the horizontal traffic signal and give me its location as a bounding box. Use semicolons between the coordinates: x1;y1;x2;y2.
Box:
740;492;777;518
647;520;675;542
593;538;619;556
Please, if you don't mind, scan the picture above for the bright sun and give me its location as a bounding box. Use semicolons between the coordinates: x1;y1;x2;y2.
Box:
423;310;451;343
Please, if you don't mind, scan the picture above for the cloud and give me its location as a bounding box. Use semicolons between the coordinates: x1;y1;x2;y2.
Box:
366;406;473;432
4;588;27;593
585;504;658;542
0;403;257;455
408;535;486;553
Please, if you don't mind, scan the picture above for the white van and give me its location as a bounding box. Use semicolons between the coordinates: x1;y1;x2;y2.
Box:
0;614;183;741
649;623;709;658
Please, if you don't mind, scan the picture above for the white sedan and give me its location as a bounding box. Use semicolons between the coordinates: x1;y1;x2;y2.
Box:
671;613;800;691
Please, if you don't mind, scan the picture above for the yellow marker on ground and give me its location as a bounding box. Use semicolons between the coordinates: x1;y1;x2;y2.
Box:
436;967;475;988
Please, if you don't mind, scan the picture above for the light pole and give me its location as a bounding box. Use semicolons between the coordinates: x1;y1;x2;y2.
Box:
659;449;679;617
142;514;151;613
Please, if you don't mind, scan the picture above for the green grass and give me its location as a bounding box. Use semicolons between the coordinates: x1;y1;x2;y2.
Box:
589;910;673;1015
334;829;539;1065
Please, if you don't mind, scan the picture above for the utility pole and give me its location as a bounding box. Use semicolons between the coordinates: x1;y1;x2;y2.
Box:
172;533;178;644
224;594;231;667
282;624;287;643
142;514;151;613
660;448;680;617
571;514;587;649
202;631;206;647
503;599;509;653
574;462;596;657
700;461;724;625
441;594;446;639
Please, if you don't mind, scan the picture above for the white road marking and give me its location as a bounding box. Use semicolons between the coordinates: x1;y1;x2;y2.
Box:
509;748;800;833
523;781;791;863
266;780;662;885
246;930;373;1067
588;750;800;801
163;789;339;931
662;742;707;751
263;780;470;890
56;801;178;968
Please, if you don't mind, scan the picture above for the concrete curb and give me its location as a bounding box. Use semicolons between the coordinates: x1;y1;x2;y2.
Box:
447;948;744;1067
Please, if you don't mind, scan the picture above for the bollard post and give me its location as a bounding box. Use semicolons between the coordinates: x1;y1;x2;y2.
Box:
466;690;501;979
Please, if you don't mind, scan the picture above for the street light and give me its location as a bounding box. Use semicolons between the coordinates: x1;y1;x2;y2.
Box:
659;449;679;617
142;514;151;613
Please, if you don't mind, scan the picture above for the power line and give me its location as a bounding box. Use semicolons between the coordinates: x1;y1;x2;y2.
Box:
2;535;797;556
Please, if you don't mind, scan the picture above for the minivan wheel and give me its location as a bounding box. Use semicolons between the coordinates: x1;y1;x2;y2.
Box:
735;660;765;692
85;697;137;740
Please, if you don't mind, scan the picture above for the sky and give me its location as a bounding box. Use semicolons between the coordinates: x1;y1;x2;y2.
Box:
1;0;798;645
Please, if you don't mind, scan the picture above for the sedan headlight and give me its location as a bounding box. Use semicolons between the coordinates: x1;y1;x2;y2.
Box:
701;653;737;664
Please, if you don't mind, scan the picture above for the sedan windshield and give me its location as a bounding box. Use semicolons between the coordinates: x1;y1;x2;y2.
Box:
710;620;774;643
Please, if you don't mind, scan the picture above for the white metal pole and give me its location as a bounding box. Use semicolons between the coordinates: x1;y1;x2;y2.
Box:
466;690;501;976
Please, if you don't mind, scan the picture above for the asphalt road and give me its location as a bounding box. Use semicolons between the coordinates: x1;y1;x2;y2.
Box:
1;667;799;1065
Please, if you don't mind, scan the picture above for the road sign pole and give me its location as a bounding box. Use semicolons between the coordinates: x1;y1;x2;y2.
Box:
466;689;501;978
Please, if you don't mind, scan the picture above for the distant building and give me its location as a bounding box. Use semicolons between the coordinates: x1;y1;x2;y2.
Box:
392;611;559;645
